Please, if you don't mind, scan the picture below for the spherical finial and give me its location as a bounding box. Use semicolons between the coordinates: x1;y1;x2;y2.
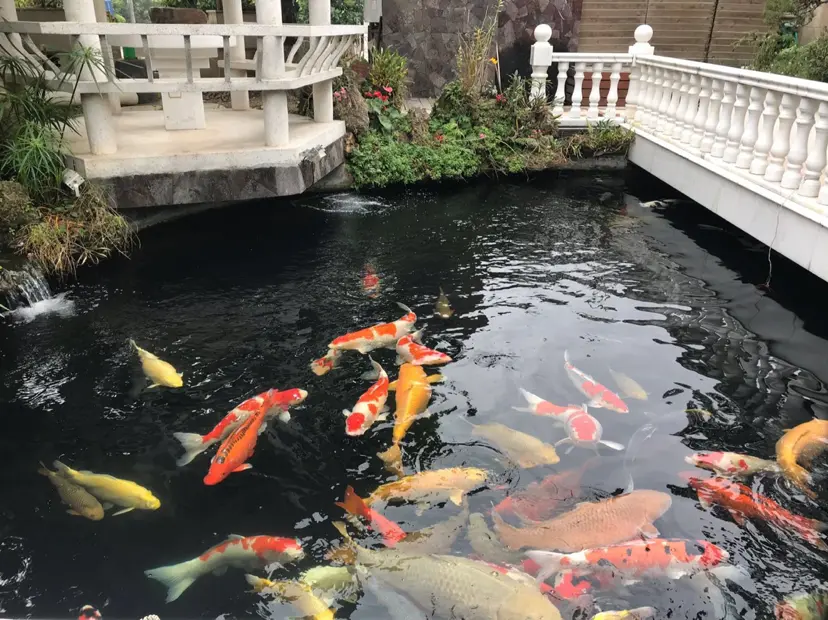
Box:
634;24;653;43
534;24;552;43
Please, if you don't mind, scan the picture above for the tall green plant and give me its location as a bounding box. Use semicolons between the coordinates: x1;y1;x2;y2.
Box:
367;47;408;106
456;0;503;95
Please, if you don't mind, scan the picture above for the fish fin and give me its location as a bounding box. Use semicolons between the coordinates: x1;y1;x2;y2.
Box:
600;440;625;451
564;445;575;455
414;502;429;516
563;349;571;365
448;490;464;506
335;486;369;520
232;463;253;473
525;550;567;584
427;374;445;384
67;509;81;516
178;372;183;378
52;460;73;478
727;509;747;526
411;330;423;344
173;432;208;467
228;534;245;539
147;383;160;389
396;302;413;314
665;567;689;580
342;409;352;417
212;566;228;576
129;338;138;351
387;380;398;391
257;423;268;436
638;523;659;538
697;491;713;510
102;502;114;510
145;558;201;603
377;444;403;472
355;345;373;355
112;507;135;516
278;411;291;423
376;411;389;422
511;407;533;413
395;355;404;365
360;369;380;381
554;438;572;448
415;409;432;420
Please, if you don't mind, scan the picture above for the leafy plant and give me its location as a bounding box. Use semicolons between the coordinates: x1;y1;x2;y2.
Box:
561;120;635;158
456;0;503;95
295;0;363;24
367;47;409;107
363;88;408;133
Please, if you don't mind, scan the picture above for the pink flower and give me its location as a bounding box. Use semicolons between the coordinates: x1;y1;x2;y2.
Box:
479;132;486;139
373;90;381;98
435;134;444;142
364;91;373;98
496;93;505;103
380;95;388;102
383;86;393;93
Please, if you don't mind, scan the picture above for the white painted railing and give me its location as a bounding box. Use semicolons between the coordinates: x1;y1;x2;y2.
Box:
531;24;828;210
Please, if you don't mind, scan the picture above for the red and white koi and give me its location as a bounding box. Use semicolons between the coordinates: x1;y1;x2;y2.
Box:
203;403;268;486
173;388;307;466
310;349;343;376
362;264;380;298
515;389;624;454
344;358;389;436
329;303;416;355
564;351;629;413
396;330;452;366
145;534;304;602
527;538;730;585
685;451;780;478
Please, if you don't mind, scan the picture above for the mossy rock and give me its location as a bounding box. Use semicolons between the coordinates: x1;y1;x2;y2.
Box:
0;181;39;241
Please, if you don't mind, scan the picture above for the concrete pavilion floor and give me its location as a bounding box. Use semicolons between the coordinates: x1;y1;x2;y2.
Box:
66;104;345;179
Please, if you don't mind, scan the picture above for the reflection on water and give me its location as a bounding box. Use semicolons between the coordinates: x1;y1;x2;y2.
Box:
0;174;826;619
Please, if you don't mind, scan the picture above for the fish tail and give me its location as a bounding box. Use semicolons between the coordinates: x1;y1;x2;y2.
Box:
129;339;139;352
564;349;571;365
518;387;544;408
144;557;201;603
328;521;358;565
172;432;209;467
368;356;385;379
396;302;413;315
335;486;370;520
37;461;52;477
376;444;402;473
524;549;568;584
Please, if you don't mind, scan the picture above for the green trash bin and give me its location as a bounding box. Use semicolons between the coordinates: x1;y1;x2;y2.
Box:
123;47;137;59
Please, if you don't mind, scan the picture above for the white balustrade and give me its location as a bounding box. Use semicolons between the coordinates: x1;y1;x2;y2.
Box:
701;78;723;154
655;69;673;135
672;73;689;141
690;76;711;151
530;24;553;102
553;61;568;116
570;61;586;119
750;90;780;176
647;67;665;131
587;62;603;119
710;80;735;159
737;86;765;169
764;92;798;182
782;97;816;190
606;61;621;119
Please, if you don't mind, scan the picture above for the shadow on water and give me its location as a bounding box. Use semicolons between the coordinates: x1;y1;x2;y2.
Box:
0;170;826;619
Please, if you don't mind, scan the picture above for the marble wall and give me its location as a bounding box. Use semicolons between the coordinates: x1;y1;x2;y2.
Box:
382;0;582;97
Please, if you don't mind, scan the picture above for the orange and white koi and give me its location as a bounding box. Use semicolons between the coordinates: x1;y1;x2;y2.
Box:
395;330;452;366
344;357;389;436
310;349;343;376
362;264;380;298
564;351;629;413
527;538;729;584
336;485;407;546
685;451;779;478
145;534;303;602
173;388;307;466
204;404;268;486
329;303;416;355
515;389;624;454
685;474;828;550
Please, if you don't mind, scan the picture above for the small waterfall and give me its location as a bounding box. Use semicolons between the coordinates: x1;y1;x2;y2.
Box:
0;262;53;310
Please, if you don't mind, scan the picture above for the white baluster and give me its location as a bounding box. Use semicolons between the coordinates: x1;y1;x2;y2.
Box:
765;93;799;183
799;101;828;197
634;64;651;125
587;62;603;119
680;74;699;145
750;90;781;176
818;178;828;206
672;73;689;140
607;61;622;120
782;97;816;190
737;86;765;169
647;67;665;131
701;78;723;154
553;61;569;116
690;76;711;151
723;83;748;163
530;24;554;102
655;69;673;135
711;81;735;159
570;62;586;119
662;70;681;138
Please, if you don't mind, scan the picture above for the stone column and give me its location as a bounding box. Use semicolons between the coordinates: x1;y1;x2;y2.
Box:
310;0;334;123
64;0;117;154
257;0;289;145
529;24;553;102
224;0;249;110
626;24;654;123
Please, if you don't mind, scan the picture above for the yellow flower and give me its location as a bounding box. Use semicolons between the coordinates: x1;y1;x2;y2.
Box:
489;57;498;65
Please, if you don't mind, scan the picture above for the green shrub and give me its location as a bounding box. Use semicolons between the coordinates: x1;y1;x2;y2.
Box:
367;47;409;107
0;181;39;240
768;35;828;81
296;0;363;24
562;120;635;158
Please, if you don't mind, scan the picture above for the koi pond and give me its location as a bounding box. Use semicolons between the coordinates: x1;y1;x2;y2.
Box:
1;173;827;620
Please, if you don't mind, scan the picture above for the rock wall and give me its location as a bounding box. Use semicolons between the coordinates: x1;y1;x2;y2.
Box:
382;0;582;97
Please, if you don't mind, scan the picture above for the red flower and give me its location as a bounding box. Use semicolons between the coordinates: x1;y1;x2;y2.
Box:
435;134;444;142
380;95;388;102
496;93;505;103
479;132;486;139
373;90;381;98
383;86;393;93
364;91;373;98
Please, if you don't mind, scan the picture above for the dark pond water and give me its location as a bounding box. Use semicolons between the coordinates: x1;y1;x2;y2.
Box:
1;173;827;620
